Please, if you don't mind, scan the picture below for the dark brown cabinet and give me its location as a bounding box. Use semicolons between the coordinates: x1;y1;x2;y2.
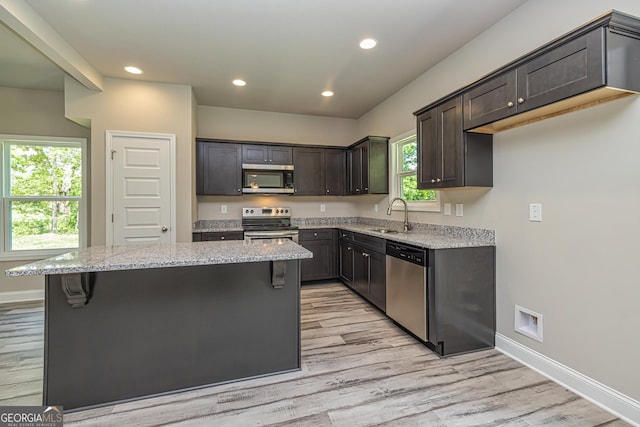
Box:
196;141;242;196
417;97;492;190
464;29;605;131
459;12;640;134
242;144;292;165
348;136;389;195
293;147;346;196
338;232;354;286
299;229;337;282
192;231;243;242
340;231;386;311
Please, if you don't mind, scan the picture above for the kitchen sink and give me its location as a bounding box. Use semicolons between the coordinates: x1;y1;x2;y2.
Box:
367;228;398;234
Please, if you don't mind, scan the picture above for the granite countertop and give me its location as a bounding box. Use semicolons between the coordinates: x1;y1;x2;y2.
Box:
191;217;495;250
5;239;313;277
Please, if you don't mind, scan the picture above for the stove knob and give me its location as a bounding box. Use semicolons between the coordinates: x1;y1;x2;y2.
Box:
250;209;254;214
285;209;289;213
275;209;280;214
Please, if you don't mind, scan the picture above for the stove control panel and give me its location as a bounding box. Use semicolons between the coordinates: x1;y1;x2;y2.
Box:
242;207;291;217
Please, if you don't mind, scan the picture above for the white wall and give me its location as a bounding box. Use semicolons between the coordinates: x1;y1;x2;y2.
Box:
0;87;90;295
65;77;196;244
356;0;640;402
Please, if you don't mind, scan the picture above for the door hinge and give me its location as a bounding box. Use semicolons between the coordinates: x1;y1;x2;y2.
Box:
111;149;116;160
111;214;114;223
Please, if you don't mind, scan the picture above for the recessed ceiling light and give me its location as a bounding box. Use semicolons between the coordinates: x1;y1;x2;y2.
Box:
359;38;377;50
322;91;334;97
232;79;247;87
124;66;143;74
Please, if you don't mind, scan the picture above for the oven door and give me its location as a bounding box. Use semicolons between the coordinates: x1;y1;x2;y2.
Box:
244;230;299;244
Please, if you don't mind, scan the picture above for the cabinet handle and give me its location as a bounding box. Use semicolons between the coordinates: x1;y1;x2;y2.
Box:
518;97;525;104
364;187;368;191
347;246;352;251
269;159;273;162
326;189;330;193
363;252;370;258
237;188;241;192
436;178;442;183
431;179;436;183
356;188;360;192
313;233;318;237
507;101;514;108
221;236;225;240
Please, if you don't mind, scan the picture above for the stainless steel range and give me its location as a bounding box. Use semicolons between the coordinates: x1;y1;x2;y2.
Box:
242;207;299;243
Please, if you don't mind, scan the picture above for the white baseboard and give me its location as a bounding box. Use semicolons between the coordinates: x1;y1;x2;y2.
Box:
0;289;44;304
496;333;640;426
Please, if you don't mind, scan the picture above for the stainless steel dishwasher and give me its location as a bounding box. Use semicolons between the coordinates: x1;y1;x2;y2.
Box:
385;241;427;341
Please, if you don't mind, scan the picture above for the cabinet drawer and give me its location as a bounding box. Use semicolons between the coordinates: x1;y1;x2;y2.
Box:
338;230;354;241
353;232;386;254
299;228;334;241
200;231;243;241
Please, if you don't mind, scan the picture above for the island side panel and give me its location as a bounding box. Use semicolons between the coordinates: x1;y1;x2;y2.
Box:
43;260;300;410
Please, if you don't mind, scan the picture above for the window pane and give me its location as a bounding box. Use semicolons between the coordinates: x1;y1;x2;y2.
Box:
10;144;82;197
9;200;79;250
401;174;436;201
401;141;418;172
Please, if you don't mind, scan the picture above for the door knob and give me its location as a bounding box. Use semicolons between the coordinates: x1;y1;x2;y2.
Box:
161;226;168;232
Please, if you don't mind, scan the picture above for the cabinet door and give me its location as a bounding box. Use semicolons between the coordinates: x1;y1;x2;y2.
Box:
300;239;334;281
352;248;370;296
293;147;324;195
197;142;242;195
463;71;517;130
439;97;464;188
242;144;268;163
339;239;354;286
348;148;362;194
324;149;345;196
516;28;604;113
268;146;293;164
368;251;386;312
360;143;369;194
417;108;438;189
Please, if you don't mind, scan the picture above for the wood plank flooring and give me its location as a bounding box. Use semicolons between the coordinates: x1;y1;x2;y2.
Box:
0;283;628;426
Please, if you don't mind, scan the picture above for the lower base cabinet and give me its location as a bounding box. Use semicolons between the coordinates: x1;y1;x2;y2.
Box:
192;231;243;241
299;229;337;282
339;231;386;312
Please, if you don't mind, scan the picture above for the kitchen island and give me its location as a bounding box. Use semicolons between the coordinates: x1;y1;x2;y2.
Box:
6;239;312;411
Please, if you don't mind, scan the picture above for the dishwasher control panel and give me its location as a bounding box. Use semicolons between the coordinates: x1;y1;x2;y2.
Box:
386;242;427;266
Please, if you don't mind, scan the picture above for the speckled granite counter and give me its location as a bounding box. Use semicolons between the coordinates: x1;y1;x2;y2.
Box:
192;217;495;249
5;239;312;277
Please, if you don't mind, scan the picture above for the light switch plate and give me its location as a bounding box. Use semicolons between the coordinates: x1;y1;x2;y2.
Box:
455;204;463;217
444;203;451;216
320;203;326;212
529;203;542;222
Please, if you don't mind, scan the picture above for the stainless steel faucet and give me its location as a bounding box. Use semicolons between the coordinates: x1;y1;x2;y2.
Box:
387;197;411;232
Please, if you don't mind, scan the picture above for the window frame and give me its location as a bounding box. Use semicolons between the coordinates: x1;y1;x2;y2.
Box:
389;130;440;212
0;135;88;261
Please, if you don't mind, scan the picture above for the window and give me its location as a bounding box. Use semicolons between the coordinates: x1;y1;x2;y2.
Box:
1;135;87;260
390;132;440;212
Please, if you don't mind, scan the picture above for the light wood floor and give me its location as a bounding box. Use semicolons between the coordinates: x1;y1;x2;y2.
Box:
0;283;628;426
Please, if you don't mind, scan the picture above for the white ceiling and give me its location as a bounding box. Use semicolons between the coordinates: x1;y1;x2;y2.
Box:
2;0;527;119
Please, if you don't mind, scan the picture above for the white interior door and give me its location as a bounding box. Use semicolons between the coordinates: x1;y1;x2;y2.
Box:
107;131;175;245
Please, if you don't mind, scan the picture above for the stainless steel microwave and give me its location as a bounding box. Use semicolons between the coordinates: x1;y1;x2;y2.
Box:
242;164;294;194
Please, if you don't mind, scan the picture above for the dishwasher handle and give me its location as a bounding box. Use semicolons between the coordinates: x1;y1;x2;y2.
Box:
386;242;427;267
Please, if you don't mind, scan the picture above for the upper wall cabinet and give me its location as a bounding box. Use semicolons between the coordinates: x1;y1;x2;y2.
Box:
348;136;389;195
462;11;640;134
196;141;242;196
293;147;346;196
417;97;492;189
242;144;293;165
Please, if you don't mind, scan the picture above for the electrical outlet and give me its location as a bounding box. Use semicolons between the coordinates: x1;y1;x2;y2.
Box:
374;203;378;212
320;203;326;212
221;205;227;214
455;204;463;217
529;203;542;222
444;203;451;216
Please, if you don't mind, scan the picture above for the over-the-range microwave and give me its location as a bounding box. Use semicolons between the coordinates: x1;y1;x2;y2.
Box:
242;164;294;194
